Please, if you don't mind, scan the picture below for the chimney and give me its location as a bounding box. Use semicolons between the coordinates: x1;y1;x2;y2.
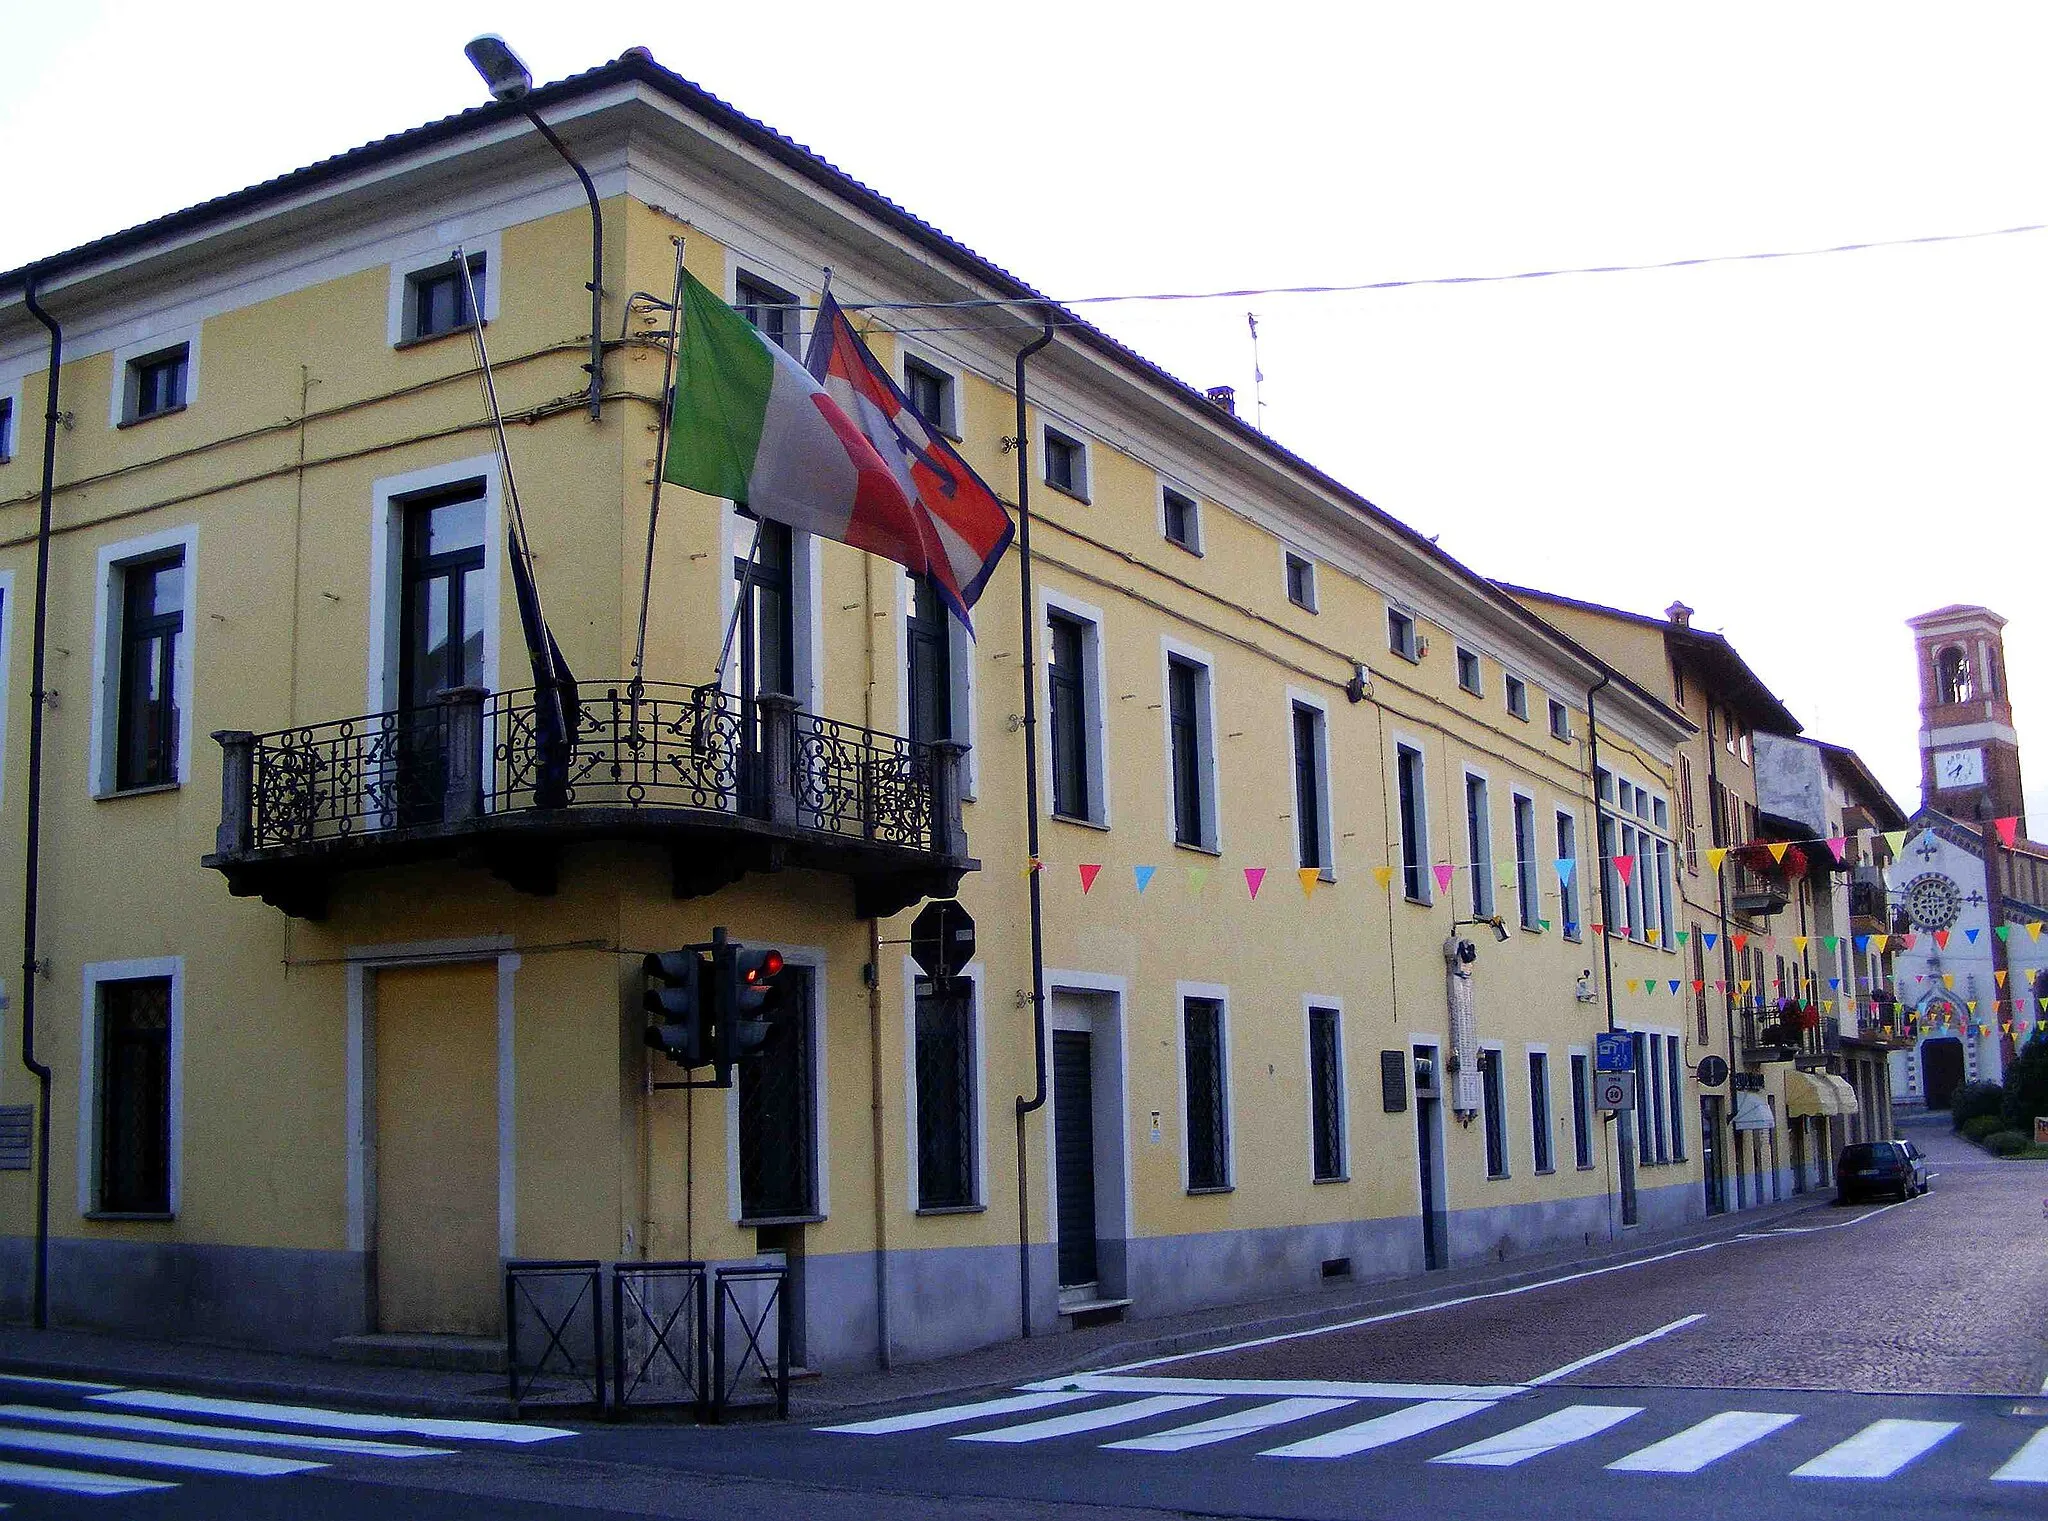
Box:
1665;601;1694;628
1203;385;1236;416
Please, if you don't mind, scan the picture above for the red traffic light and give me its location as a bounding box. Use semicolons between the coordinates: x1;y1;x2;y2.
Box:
742;949;784;986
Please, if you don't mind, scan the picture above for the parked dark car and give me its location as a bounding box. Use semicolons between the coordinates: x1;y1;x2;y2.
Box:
1836;1139;1930;1203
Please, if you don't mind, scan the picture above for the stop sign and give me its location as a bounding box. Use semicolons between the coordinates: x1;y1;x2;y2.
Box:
911;900;975;981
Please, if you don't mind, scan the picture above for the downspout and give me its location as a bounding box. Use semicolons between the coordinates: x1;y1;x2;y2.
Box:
1586;672;1636;1226
1704;707;1743;1205
1011;311;1057;1340
19;274;61;1330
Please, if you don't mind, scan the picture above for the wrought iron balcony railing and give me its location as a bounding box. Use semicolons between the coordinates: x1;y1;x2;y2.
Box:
1729;859;1789;917
207;683;971;920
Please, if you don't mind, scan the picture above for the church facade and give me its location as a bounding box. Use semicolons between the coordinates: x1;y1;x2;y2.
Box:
1886;606;2048;1105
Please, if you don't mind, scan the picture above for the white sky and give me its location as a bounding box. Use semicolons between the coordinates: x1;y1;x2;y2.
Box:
6;1;2045;831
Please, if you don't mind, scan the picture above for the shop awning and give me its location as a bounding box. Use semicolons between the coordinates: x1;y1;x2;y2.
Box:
1785;1070;1838;1117
1821;1072;1859;1115
1732;1092;1775;1131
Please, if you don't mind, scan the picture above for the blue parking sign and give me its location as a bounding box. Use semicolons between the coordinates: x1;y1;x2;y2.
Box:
1595;1031;1635;1073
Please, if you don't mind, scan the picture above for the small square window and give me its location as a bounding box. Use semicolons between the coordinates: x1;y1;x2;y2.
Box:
1388;608;1419;662
1549;699;1571;741
735;274;799;353
1456;647;1482;695
1285;552;1317;611
1043;428;1087;499
405;255;485;343
1505;674;1529;720
0;396;13;462
124;346;188;424
1162;487;1200;552
903;356;954;435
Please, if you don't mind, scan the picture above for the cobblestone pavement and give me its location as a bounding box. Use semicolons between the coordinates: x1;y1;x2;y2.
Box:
1149;1125;2048;1394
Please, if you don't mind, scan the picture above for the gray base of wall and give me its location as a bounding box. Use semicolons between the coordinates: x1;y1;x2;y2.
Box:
0;1235;367;1355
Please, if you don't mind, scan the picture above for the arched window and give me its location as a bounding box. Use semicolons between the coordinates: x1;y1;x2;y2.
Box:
1983;644;2000;698
1936;645;1972;705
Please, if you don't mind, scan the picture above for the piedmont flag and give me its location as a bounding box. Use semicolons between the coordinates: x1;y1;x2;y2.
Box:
807;292;1015;624
664;271;930;580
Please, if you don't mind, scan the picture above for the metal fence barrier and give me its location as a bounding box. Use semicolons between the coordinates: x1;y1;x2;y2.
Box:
711;1263;791;1421
612;1261;709;1414
504;1258;605;1413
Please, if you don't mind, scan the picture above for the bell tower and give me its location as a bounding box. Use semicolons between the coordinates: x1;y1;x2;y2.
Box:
1910;604;2025;832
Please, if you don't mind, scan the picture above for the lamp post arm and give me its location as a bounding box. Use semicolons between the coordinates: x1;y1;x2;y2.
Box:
522;106;604;421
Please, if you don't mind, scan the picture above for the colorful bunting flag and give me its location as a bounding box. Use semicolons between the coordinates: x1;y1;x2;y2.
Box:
1995;816;2019;847
1676;930;1690;947
1669;979;1681;994
1298;867;1320;899
1965;928;1979;944
1433;863;1455;894
1794;936;1809;953
1733;934;1749;953
1245;867;1267;899
2030;923;2043;943
1616;855;1636;884
1883;829;1907;859
1626;979;1640;994
1372;865;1395;890
1188;866;1209;892
1703;933;1718;950
1934;930;1950;949
1822;935;1838;953
1555;858;1578;885
1766;841;1789;865
1078;863;1102;894
1871;934;1888;952
1706;847;1728;872
1824;836;1845;863
1996;969;2008;989
1134;865;1156;893
1996;925;2012;942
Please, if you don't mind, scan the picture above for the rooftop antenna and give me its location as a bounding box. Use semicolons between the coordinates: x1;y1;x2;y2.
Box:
1246;311;1266;432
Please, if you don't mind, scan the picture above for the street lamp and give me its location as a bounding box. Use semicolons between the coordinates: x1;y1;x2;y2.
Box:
464;34;605;420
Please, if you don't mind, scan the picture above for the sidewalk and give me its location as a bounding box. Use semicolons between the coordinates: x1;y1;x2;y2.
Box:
0;1191;1832;1425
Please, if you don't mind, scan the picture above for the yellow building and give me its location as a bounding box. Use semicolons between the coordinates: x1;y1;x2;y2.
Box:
0;50;1699;1368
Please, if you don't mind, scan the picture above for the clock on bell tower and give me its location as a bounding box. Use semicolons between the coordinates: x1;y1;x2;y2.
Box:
1910;604;2026;832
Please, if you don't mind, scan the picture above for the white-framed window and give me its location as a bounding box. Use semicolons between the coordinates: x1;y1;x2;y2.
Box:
1043;590;1109;827
1665;1033;1687;1161
1306;999;1346;1183
733;270;802;354
1162;638;1220;851
366;457;502;715
1290;689;1334;875
89;524;198;798
1512;791;1539;930
1556;809;1582;939
1568;1047;1594;1169
1284;550;1317;612
901;350;961;438
904;958;985;1213
1042;425;1089;501
1527;1047;1554;1174
729;945;830;1223
1178;983;1233;1192
1504;674;1529;721
386;233;501;349
900;570;977;798
1549;697;1572;741
1160;483;1201;553
1464;770;1493;918
1479;1044;1509;1178
0;387;17;463
110;326;201;428
1602;771;1676;947
1396;736;1431;903
1456;646;1483;696
1388;607;1421;663
79;957;183;1218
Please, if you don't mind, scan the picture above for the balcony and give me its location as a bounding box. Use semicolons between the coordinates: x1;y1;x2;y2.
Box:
1739;1005;1836;1065
1729;859;1789;918
1848;875;1889;935
204;683;974;921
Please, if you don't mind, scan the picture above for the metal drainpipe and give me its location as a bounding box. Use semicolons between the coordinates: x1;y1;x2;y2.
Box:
19;273;61;1330
1586;672;1636;1225
1011;311;1057;1340
1704;707;1742;1204
519;106;604;420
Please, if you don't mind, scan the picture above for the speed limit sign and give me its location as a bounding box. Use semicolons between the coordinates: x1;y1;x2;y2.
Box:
1597;1072;1636;1111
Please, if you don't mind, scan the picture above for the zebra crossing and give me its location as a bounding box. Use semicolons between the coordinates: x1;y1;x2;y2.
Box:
819;1374;2048;1487
0;1373;575;1503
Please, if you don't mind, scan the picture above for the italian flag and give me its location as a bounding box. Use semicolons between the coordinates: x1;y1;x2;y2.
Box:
664;270;927;569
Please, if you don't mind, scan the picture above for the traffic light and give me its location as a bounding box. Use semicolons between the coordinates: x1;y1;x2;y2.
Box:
722;944;787;1067
643;948;710;1067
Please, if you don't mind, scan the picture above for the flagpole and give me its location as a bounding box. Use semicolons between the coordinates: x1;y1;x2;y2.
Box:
630;237;688;700
456;249;541;592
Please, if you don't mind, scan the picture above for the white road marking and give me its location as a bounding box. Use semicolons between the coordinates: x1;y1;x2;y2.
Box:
1431;1404;1641;1467
0;1457;173;1496
0;1424;322;1476
1104;1397;1355;1452
1991;1426;2048;1483
1526;1315;1705;1386
0;1405;453;1458
1020;1374;1521;1401
1606;1411;1800;1473
1262;1399;1496;1459
90;1390;574;1443
820;1392;1093;1435
955;1394;1216;1444
0;1375;122;1394
1791;1418;1959;1479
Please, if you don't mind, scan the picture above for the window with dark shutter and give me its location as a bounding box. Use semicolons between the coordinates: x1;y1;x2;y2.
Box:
1529;1051;1553;1173
1309;1007;1343;1181
99;978;172;1213
115;555;185;790
914;982;976;1209
1570;1053;1593;1168
1398;745;1428;902
1293;703;1325;870
1048;613;1091;820
1183;998;1229;1190
906;576;952;745
1480;1048;1507;1178
1168;657;1208;848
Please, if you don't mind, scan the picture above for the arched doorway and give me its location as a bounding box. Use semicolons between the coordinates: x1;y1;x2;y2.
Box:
1920;1037;1966;1109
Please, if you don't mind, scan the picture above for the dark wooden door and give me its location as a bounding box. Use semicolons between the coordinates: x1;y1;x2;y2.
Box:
1920;1037;1965;1109
1052;1031;1098;1289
